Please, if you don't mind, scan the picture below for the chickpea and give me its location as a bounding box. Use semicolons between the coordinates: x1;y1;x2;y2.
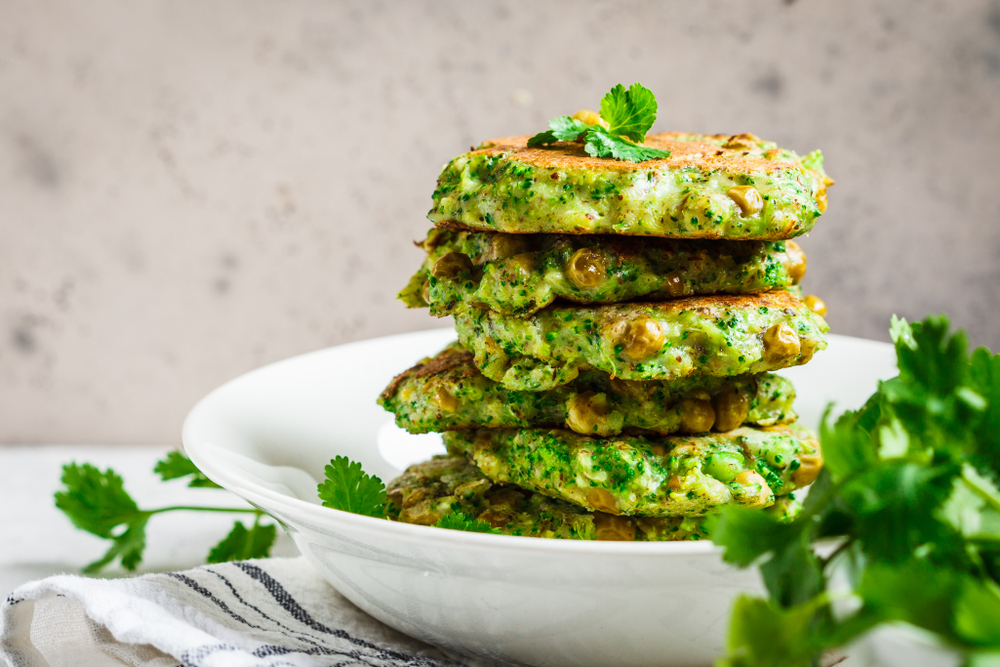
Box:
587;487;620;514
593;512;636;541
803;294;828;317
566;391;611;435
762;323;801;364
430;252;473;279
784;241;807;283
664;271;686;298
732;470;773;508
435;387;458;413
572;109;608;129
727;185;764;216
712;389;750;432
791;442;824;487
509;252;537;275
616;316;665;362
565;248;607;288
488;234;531;261
723;133;761;150
677;398;716;433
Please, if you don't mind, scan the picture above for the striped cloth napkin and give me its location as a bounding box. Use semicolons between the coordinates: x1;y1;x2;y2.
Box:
0;557;496;667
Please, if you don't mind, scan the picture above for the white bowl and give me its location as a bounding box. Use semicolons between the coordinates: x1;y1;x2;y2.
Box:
182;329;898;667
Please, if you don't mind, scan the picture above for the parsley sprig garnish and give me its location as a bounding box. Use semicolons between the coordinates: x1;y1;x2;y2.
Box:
56;452;275;573
527;83;671;162
712;314;1000;665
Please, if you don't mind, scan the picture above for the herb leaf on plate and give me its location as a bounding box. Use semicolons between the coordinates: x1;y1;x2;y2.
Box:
317;455;386;518
527;83;671;162
434;512;501;534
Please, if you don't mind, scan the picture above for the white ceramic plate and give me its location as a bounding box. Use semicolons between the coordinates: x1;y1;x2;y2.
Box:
182;329;898;667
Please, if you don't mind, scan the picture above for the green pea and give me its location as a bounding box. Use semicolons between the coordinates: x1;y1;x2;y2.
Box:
703;450;745;483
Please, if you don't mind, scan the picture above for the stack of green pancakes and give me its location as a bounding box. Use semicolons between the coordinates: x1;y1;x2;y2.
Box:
379;130;832;542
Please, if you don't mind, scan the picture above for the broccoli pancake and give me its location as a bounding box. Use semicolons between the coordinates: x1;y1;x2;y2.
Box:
387;454;803;540
399;227;807;317
428;133;832;240
379;342;796;436
454;289;828;391
444;425;821;518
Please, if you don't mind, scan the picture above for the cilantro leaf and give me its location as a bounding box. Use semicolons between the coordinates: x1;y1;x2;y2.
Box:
154;450;221;488
970;346;1000;470
317;456;386;518
206;519;277;563
599;83;658;142
527;83;671;162
82;516;149;574
527;116;590;147
718;596;818;667
434;512;501;534
584;126;670;162
56;463;142;538
55;463;152;572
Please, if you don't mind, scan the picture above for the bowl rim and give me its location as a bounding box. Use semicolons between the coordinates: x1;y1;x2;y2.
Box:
182;328;894;560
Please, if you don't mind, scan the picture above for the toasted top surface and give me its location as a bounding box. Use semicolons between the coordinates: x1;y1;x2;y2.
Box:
428;133;831;239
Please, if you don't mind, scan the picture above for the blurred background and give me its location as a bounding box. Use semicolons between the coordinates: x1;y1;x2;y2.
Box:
2;0;998;444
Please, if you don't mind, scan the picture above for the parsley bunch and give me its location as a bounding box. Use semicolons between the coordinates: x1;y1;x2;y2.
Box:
712;315;1000;666
56;451;276;573
527;83;671;162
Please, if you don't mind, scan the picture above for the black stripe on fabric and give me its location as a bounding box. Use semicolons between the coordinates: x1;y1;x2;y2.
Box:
183;640;446;667
232;562;462;666
166;573;257;629
205;568;330;650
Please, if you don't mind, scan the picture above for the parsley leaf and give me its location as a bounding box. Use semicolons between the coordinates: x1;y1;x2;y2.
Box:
713;314;1000;664
434;512;501;534
207;519;277;563
56;456;271;573
526;83;671;163
527;116;590;147
599;82;658;142
317;456;386;518
154;450;221;488
584;126;671;162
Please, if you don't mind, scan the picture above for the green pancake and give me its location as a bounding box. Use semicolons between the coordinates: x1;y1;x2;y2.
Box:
387;454;803;540
444;425;822;518
379;342;796;437
428;133;832;240
399;228;807;317
454;289;828;391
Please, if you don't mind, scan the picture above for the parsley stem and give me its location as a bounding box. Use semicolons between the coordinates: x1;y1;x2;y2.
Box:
146;506;261;515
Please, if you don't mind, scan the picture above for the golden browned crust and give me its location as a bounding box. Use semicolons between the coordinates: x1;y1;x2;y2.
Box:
379;343;474;401
624;288;808;316
473;133;802;174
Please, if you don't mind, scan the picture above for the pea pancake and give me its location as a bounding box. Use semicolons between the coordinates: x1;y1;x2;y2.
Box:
444;425;822;518
454;289;828;391
379;342;796;437
399;227;807;317
428;133;832;240
387;454;803;540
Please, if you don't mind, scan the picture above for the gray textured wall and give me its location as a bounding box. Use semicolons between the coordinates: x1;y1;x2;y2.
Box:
3;0;999;444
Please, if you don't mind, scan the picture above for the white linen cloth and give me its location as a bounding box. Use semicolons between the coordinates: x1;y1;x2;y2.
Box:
0;557;496;667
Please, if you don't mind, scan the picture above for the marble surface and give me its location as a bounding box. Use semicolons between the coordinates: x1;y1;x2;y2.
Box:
0;444;298;599
2;0;1000;443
